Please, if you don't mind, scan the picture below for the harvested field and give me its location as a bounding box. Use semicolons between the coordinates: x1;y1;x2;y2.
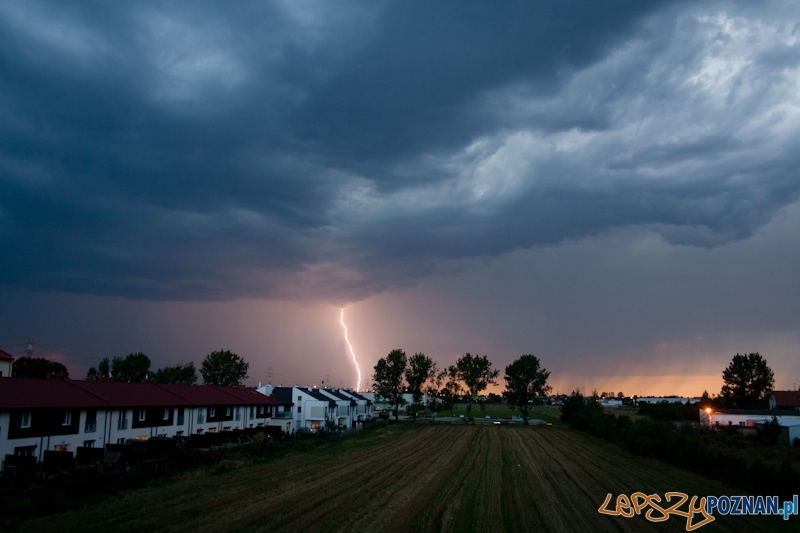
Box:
23;424;795;532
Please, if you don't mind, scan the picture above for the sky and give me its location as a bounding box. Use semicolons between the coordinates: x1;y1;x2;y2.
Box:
1;1;799;396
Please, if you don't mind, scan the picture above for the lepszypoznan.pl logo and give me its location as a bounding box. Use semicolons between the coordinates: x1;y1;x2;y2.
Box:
599;492;798;531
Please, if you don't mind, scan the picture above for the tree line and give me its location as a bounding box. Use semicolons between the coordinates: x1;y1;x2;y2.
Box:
11;350;250;387
372;350;551;423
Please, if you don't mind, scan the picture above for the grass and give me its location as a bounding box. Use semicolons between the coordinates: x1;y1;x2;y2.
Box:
444;403;561;424
17;423;797;532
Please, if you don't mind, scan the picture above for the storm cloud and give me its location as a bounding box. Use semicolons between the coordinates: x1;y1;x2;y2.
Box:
3;0;799;302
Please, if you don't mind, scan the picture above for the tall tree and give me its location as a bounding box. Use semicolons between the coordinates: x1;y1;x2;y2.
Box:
373;349;407;421
720;353;774;409
441;365;462;419
455;353;499;420
12;357;69;379
405;352;435;419
503;354;551;425
112;352;152;382
200;350;249;386
155;361;198;385
86;357;112;381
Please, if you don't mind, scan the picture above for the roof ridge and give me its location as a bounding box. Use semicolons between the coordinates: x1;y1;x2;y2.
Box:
67;379;111;404
150;381;193;402
212;384;250;401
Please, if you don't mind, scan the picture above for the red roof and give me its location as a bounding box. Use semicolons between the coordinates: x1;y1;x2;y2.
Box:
0;349;14;361
773;390;800;408
0;378;280;409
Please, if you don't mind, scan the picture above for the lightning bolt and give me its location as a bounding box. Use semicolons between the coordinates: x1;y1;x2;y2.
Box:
340;307;361;391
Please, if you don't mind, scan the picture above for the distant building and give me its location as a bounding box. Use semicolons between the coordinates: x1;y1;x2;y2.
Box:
0;350;13;378
255;385;373;432
769;390;800;410
636;397;700;405
699;408;800;446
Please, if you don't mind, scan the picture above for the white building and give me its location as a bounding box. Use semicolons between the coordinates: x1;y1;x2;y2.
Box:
0;350;13;378
0;377;281;468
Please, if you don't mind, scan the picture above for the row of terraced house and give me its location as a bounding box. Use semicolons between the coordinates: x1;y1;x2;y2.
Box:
0;362;373;471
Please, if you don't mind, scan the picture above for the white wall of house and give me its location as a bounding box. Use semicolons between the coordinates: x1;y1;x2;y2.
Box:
702;411;800;428
339;390;373;423
1;405;274;465
293;388;332;432
0;360;12;378
318;390;354;429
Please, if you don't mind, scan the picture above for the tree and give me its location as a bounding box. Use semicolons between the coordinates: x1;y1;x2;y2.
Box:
111;352;152;383
155;361;198;385
200;350;249;386
454;353;499;420
439;365;462;419
372;349;407;421
721;353;774;409
503;354;551;425
86;357;114;381
405;352;436;419
12;357;69;379
424;362;442;415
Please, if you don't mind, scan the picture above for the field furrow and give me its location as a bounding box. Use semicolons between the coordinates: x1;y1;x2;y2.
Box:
19;424;798;533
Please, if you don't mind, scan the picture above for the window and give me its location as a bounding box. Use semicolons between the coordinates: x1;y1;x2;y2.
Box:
197;412;205;424
118;414;128;430
298;396;302;402
14;445;36;457
138;409;146;422
163;408;170;420
53;444;69;452
209;407;216;418
20;411;32;429
117;437;126;444
63;411;72;426
175;430;183;437
207;427;216;433
249;406;255;420
85;409;97;432
83;440;95;448
226;406;231;417
235;408;240;421
298;406;302;413
197;429;203;434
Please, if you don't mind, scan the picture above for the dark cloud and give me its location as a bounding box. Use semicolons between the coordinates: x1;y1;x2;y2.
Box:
1;0;799;302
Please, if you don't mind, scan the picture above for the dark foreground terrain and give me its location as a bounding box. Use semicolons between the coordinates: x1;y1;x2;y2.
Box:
20;424;796;532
